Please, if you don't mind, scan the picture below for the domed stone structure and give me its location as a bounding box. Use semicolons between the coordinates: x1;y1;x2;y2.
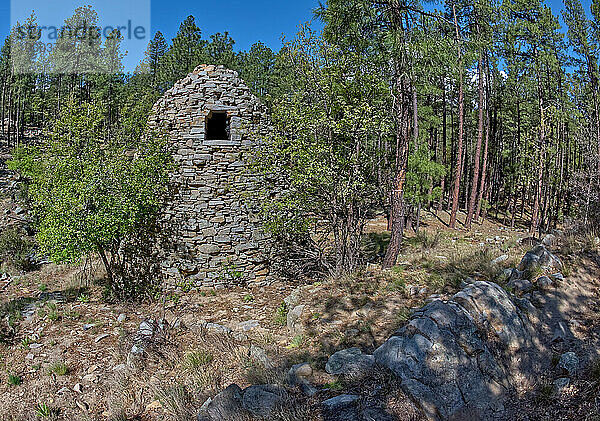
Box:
148;64;273;288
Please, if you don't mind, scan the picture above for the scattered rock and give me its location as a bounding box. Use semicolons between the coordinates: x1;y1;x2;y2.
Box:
290;363;312;379
542;233;557;247
237;320;260;332
82;374;98;383
507;278;533;293
197;384;245;421
76;400;89;411
249;345;274;369
287;305;305;331
552;322;567;342
289;363;317;396
518;245;562;274
117;313;126;323
407;285;420;296
554;377;570;392
94;333;110;343
205;322;232;334
559;352;579;376
138;319;155;339
536;276;553;289
83;324;95;331
284;286;302;309
492;254;509;265
73;383;83;393
322;395;360;421
57;387;70;394
550;273;565;284
325;347;375;378
242;384;288;418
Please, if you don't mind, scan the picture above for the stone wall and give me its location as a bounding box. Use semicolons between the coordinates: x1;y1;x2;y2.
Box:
148;64;273;288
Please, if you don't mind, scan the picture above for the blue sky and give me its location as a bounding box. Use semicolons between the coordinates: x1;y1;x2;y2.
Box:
0;0;594;72
3;0;321;72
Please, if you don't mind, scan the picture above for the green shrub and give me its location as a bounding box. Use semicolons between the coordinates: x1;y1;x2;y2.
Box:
273;302;288;326
8;373;22;386
34;402;53;417
0;226;35;271
47;362;68;376
184;350;213;371
9;100;172;300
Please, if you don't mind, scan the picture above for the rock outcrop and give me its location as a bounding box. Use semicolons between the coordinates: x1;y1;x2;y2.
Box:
196;245;568;421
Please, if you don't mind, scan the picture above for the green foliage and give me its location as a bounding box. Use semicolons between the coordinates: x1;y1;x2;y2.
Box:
184;350;214;371
34;402;57;418
405;143;446;206
287;334;305;349
47;362;69;376
8;373;22;386
251;21;391;276
0;226;35;271
9;100;172;299
273;302;288;326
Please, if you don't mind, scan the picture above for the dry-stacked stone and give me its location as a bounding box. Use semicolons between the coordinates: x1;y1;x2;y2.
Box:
148;64;273;288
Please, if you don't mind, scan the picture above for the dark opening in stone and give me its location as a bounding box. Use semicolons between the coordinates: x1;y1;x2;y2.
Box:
206;111;230;140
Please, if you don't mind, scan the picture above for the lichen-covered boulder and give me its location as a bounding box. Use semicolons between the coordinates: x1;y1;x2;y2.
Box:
374;281;534;420
197;384;244;421
325;347;375;378
518;245;562;274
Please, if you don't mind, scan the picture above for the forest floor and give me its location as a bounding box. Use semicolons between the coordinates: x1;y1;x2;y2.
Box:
0;160;600;419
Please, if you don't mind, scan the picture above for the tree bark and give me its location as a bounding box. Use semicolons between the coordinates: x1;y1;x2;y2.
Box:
466;50;485;229
449;3;464;229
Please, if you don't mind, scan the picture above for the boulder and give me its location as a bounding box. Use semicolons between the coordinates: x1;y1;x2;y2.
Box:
325;347;375;378
322;395;360;421
375;281;534;420
558;352;579;376
507;278;533;293
536;276;553;289
287;305;305;331
518;245;562;274
197;384;244;421
241;384;288;418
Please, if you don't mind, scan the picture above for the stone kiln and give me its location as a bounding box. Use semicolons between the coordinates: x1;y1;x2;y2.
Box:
148;64;272;288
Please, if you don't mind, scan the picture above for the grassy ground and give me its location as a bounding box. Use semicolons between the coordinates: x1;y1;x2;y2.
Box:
0;209;537;420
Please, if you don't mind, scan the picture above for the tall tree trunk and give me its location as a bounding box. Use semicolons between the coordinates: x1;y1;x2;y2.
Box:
530;66;545;235
382;73;411;268
475;63;490;222
466;50;485;229
449;3;464;229
438;81;447;213
382;5;412;269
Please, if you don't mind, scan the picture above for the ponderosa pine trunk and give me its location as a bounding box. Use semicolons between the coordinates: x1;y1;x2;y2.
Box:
466;50;485;229
530;64;545;235
449;3;464;229
475;55;491;222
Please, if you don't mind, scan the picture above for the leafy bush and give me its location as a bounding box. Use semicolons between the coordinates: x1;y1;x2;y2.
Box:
9;100;172;300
